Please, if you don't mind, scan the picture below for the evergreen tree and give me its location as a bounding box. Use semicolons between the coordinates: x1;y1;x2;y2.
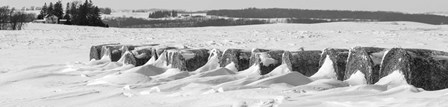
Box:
53;1;64;19
69;2;78;24
64;2;70;18
77;0;89;25
37;3;47;19
63;2;71;24
48;2;54;16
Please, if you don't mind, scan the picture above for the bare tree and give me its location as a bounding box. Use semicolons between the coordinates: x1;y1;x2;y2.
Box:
0;6;10;30
0;6;35;30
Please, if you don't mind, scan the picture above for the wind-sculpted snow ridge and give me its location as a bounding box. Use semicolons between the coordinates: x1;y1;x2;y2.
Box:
3;43;448;106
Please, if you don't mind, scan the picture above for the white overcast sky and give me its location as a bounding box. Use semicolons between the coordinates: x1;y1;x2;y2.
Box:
2;0;448;13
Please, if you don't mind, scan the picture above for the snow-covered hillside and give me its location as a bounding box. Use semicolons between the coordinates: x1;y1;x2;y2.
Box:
1;22;448;106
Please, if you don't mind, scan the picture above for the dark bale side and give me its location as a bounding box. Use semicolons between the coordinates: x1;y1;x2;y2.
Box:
406;49;448;90
378;48;411;79
380;48;448;90
285;50;322;76
89;43;120;60
405;48;448;69
344;47;375;84
219;49;253;71
364;47;388;83
167;49;210;71
345;47;387;84
132;46;157;66
250;50;284;75
379;48;408;77
100;44;127;62
318;48;349;80
120;51;137;65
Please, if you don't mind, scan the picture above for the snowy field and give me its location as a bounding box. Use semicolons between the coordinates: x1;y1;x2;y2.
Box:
1;22;448;106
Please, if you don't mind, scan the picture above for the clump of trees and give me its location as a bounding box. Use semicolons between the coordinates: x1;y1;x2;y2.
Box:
37;1;63;20
38;0;108;27
148;10;177;18
0;6;35;30
99;8;112;14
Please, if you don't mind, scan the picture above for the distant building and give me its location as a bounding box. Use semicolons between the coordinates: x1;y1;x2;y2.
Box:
45;15;58;24
178;12;207;17
33;15;67;24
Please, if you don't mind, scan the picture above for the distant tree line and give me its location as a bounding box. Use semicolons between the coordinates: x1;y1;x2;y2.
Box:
286;18;332;24
195;19;267;27
148;10;178;18
207;8;448;25
38;0;108;27
103;17;268;28
0;6;35;30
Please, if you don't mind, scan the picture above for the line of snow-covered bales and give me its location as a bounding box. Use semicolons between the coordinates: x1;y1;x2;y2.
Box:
90;43;448;90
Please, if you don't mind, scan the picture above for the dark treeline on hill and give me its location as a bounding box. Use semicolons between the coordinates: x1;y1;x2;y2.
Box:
38;0;108;27
0;6;35;30
103;17;268;28
148;11;178;18
207;8;448;25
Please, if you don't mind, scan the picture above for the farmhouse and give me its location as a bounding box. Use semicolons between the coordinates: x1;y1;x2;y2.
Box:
45;15;58;24
33;15;68;24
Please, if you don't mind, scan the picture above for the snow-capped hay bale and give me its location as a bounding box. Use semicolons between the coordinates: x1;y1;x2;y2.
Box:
384;48;448;90
344;47;387;84
100;44;126;62
378;48;410;78
89;43;120;60
364;47;388;83
166;49;210;71
132;46;157;66
219;49;253;71
193;49;223;73
251;50;284;75
318;48;348;80
118;51;137;65
283;50;322;76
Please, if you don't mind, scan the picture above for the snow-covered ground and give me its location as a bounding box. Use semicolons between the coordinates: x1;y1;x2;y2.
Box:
1;22;448;106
